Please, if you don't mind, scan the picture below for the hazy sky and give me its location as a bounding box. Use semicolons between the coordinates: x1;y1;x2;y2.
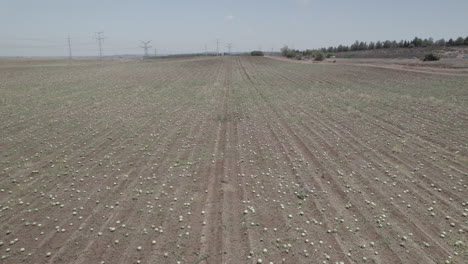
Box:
1;0;467;57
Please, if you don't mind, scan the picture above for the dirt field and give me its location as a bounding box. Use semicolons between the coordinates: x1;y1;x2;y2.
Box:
332;58;468;76
0;56;467;264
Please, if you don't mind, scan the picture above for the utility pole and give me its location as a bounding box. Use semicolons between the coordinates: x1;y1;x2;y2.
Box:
204;44;207;56
140;40;152;57
154;48;157;57
94;32;105;59
67;35;72;60
226;43;232;55
216;39;219;56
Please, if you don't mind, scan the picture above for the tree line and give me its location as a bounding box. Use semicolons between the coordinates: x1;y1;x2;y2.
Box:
280;36;468;60
317;36;468;53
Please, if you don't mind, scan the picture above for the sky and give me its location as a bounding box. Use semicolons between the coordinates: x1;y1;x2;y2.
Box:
1;0;467;57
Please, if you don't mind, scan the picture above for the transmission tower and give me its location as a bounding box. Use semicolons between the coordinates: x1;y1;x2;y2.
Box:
140;40;152;57
67;35;72;60
94;32;105;59
226;43;232;55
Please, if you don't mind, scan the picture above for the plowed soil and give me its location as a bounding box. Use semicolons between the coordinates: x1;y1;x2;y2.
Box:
0;56;467;264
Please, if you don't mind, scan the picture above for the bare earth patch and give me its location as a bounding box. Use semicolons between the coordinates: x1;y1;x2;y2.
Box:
0;57;467;264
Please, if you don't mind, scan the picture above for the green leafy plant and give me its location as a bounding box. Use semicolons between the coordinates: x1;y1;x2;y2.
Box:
423;53;440;61
250;51;264;56
314;51;325;61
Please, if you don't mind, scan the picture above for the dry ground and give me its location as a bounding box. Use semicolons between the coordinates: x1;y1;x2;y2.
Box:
0;56;467;264
269;56;468;75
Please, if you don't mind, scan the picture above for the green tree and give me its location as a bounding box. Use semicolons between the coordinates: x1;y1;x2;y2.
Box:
383;40;391;48
427;37;434;46
368;42;375;49
455;37;464;46
435;38;446;46
376;41;383;49
412;37;423;47
421;39;428;47
358;41;368;50
447;38;454;46
350;40;359;51
286;50;296;58
303;49;314;56
465;37;468;45
281;46;298;58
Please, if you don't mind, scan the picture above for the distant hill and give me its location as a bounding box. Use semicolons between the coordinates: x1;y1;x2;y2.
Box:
333;46;468;59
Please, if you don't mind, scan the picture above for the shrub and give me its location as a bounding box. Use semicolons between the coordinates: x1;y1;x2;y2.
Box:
281;46;291;56
314;51;325;61
250;51;264;56
303;49;314;56
285;50;296;58
281;46;300;58
423;53;440;61
326;53;334;58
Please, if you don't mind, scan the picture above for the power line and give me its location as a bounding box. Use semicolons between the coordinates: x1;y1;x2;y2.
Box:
67;35;72;60
94;32;105;59
139;40;152;57
226;43;232;55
